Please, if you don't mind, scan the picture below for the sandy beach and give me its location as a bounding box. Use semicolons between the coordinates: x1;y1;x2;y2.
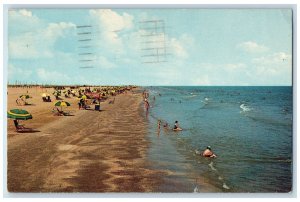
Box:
7;86;164;192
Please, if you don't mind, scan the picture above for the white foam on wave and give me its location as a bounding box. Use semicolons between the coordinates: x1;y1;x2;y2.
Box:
223;183;230;190
208;162;217;171
193;186;199;193
240;103;252;112
195;149;201;155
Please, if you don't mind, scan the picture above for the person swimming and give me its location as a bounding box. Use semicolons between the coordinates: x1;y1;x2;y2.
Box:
202;146;217;158
173;120;182;131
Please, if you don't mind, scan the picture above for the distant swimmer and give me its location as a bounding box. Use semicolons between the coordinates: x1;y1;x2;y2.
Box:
173;120;182;131
163;122;169;129
202;146;217;158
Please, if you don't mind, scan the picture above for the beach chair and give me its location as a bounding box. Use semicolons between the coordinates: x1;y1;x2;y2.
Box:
16;98;25;106
83;105;91;110
109;98;115;104
46;96;52;102
52;107;71;116
95;104;100;111
13;120;32;132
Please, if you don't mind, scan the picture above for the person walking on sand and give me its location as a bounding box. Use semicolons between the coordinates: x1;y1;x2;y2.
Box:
173;120;182;131
202;146;217;158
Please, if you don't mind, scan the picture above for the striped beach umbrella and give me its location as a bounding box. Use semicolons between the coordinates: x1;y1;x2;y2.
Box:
7;109;32;120
54;101;71;107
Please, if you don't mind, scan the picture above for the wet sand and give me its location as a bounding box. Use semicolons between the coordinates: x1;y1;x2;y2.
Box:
7;87;163;192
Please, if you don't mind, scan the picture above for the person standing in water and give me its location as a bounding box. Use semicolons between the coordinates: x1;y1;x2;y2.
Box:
157;120;161;136
157;120;161;129
144;98;150;111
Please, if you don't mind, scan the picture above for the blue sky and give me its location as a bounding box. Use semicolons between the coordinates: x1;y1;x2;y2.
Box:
7;8;292;86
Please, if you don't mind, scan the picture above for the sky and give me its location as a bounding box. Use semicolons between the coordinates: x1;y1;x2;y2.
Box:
7;8;293;86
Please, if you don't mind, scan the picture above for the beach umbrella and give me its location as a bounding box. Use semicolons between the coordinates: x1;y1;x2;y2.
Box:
54;101;71;111
54;101;71;107
19;95;31;99
81;95;87;100
7;109;32;120
53;91;61;96
41;93;50;97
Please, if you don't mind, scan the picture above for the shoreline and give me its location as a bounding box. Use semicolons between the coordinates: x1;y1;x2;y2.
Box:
7;86;163;192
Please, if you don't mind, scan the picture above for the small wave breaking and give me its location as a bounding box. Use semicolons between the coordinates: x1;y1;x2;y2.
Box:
240;103;252;112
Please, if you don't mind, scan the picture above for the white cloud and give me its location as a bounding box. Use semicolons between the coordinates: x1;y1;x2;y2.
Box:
190;75;212;85
190;62;251;85
9;21;76;59
143;64;182;85
168;34;194;59
252;52;291;65
89;9;134;49
19;9;32;17
224;63;247;71
237;41;269;53
37;68;71;83
8;9;42;34
90;9;133;32
169;37;188;59
89;9;194;65
44;22;76;39
251;52;292;83
8;64;33;78
95;56;116;69
197;62;247;72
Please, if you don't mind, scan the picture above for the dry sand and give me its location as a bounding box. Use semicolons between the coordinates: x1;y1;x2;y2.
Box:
7;87;164;192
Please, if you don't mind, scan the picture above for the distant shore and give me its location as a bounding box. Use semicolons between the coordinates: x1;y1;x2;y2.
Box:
7;86;164;192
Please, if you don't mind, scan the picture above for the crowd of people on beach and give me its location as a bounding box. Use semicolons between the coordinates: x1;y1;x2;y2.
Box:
10;85;136;132
142;89;217;158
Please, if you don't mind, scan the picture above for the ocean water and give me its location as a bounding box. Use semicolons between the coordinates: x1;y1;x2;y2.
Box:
144;86;293;193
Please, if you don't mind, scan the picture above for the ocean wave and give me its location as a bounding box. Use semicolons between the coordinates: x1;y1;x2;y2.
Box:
240;104;252;112
184;94;198;99
245;113;292;127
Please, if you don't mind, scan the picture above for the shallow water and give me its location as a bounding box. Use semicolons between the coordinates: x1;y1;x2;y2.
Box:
144;86;292;192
